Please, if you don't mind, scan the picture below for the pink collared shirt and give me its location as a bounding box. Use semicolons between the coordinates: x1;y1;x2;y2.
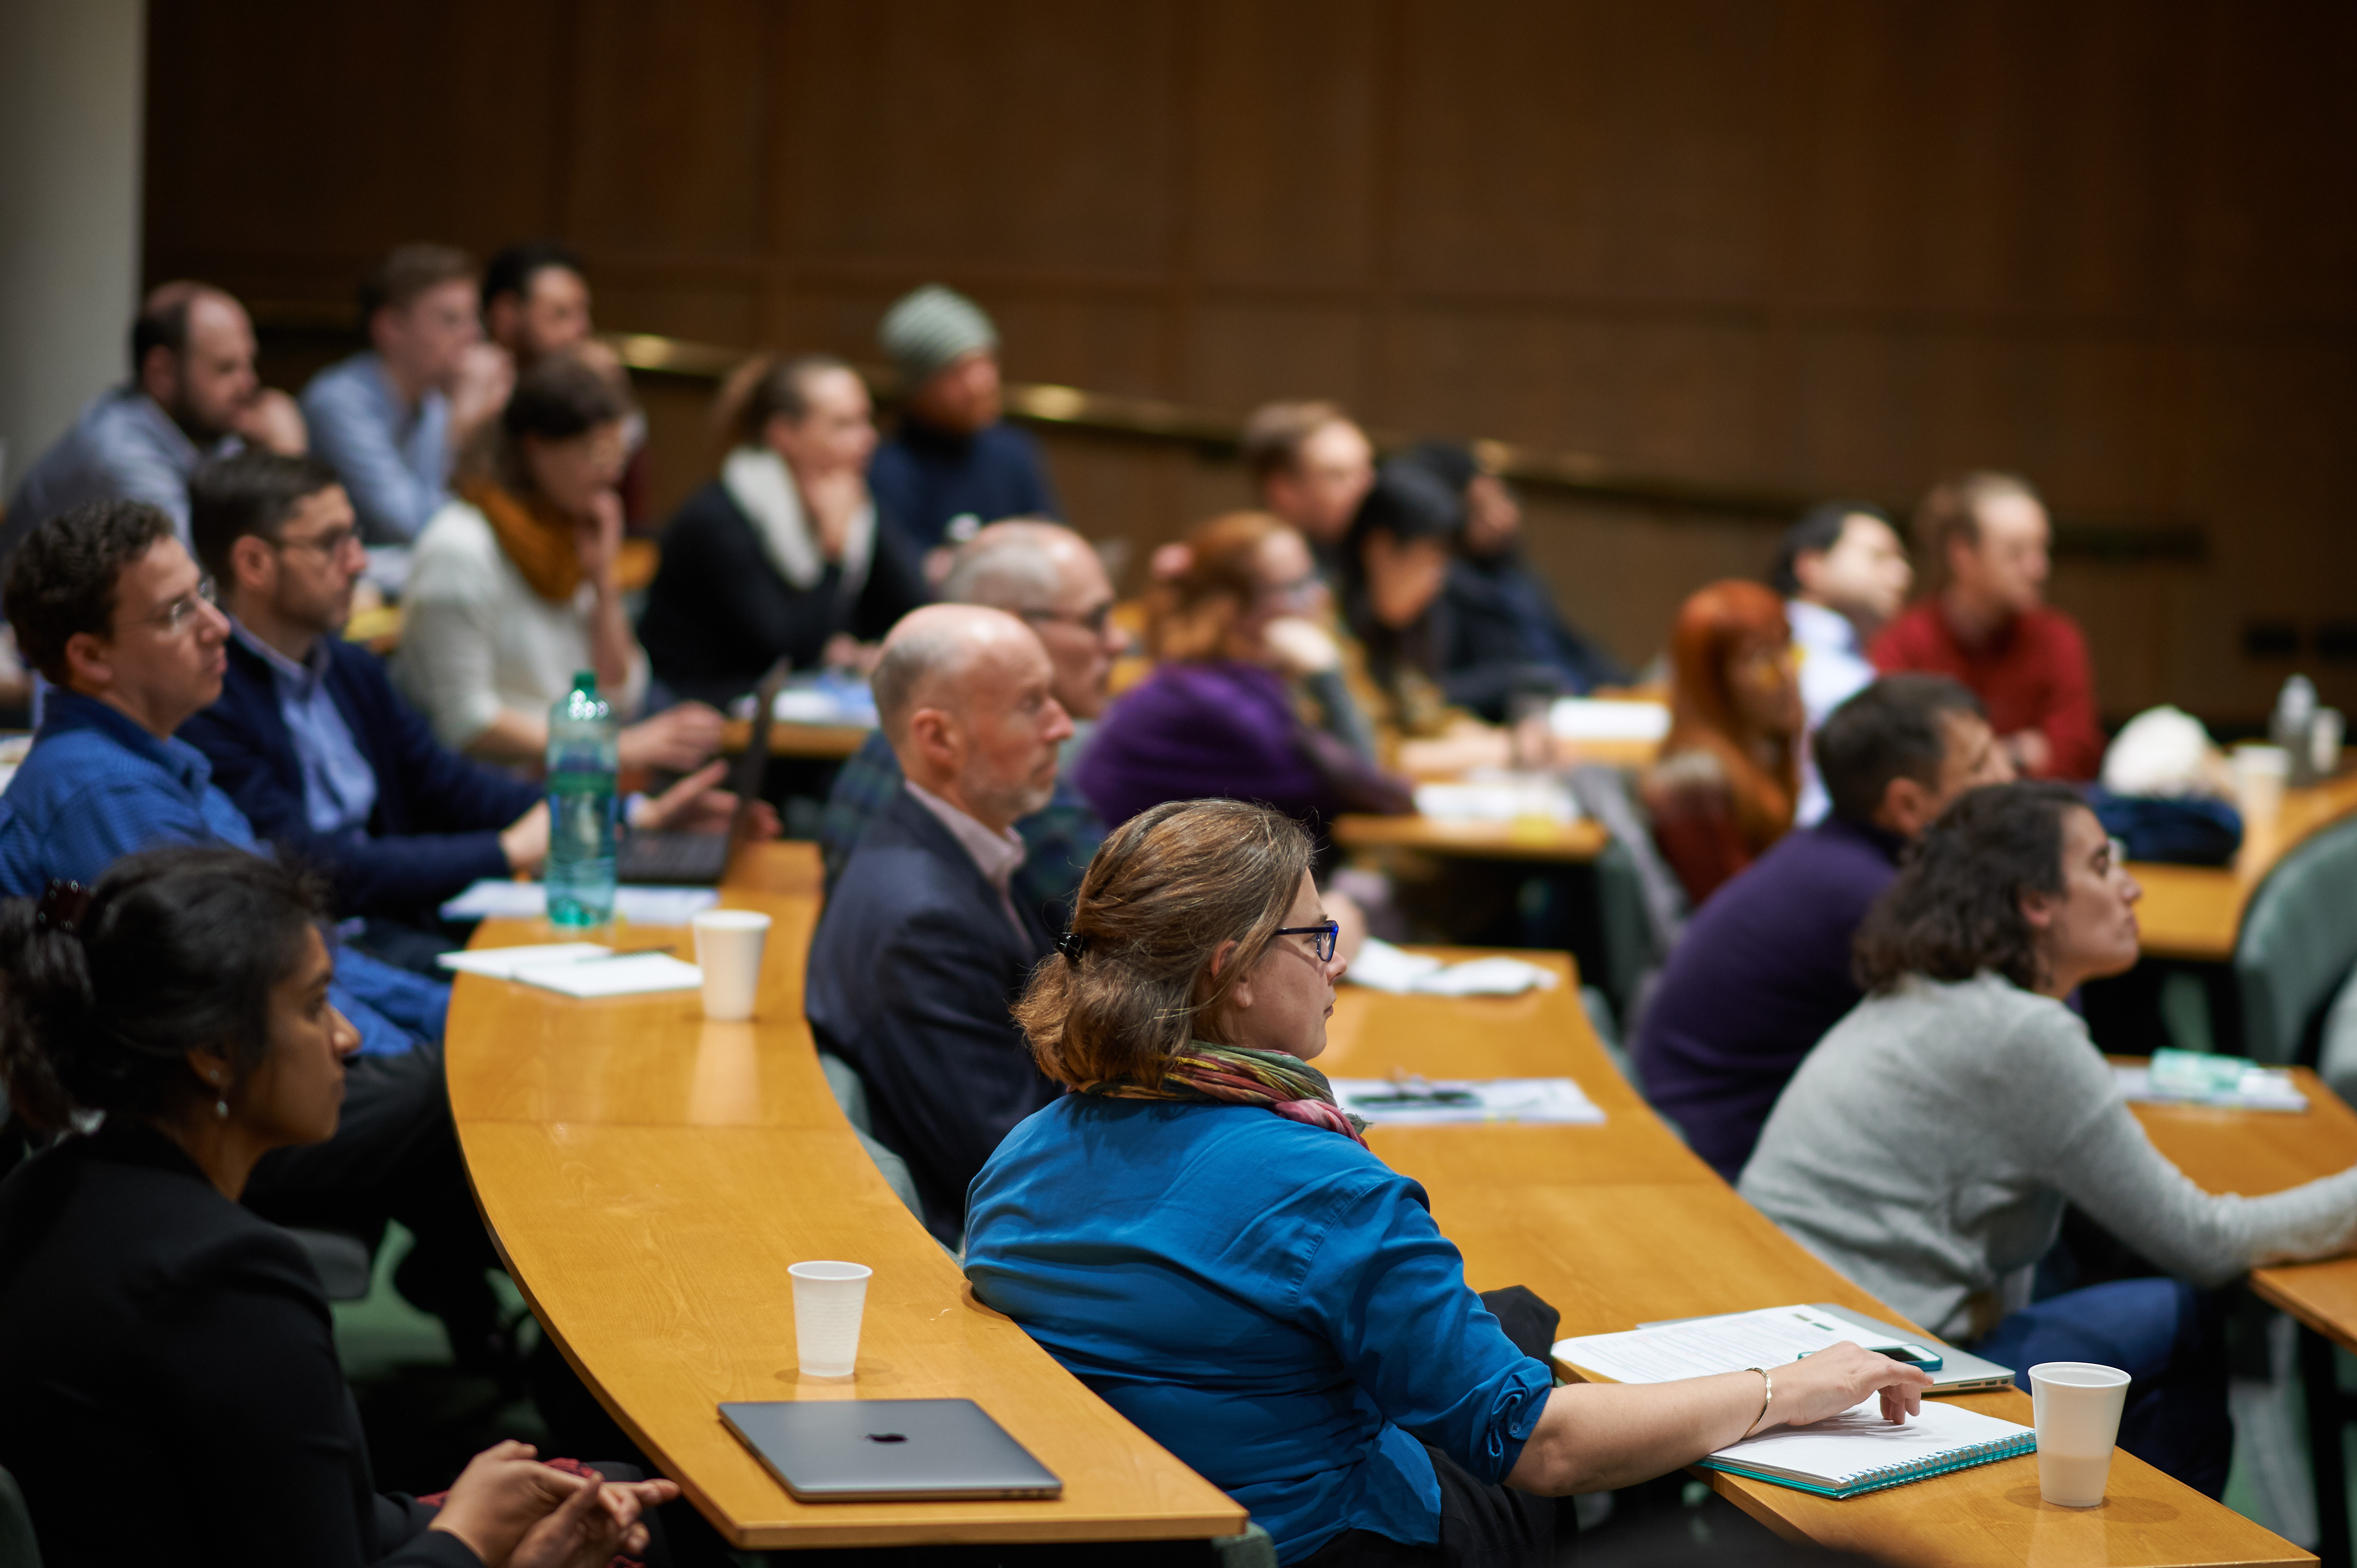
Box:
905;780;1030;942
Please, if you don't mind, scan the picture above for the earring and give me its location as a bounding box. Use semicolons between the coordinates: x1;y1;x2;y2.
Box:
209;1071;227;1121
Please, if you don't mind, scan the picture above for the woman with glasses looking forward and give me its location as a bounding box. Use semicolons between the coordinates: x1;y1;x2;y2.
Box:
964;800;1930;1567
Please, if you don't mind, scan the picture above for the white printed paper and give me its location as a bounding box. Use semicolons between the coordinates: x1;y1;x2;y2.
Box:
1345;937;1561;996
1329;1077;1603;1127
1554;1305;1876;1384
438;880;722;925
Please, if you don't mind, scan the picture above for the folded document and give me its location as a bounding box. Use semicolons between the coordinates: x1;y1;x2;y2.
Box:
1329;1077;1604;1127
1345;938;1561;996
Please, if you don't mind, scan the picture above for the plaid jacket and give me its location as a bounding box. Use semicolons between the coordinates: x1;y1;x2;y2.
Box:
818;728;1104;936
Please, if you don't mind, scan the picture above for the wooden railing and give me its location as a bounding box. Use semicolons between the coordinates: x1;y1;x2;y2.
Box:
250;306;2205;561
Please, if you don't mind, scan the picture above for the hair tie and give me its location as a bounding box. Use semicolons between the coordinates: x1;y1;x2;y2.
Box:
1055;930;1089;965
35;880;91;938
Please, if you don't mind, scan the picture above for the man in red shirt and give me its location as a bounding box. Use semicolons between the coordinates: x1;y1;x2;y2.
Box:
1870;472;2104;779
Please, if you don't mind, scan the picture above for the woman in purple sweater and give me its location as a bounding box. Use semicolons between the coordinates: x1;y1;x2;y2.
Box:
1076;512;1408;832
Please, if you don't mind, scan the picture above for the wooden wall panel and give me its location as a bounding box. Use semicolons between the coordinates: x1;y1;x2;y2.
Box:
142;0;2357;723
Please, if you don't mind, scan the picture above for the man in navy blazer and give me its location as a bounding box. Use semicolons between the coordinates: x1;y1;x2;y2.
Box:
806;604;1073;1244
178;451;743;953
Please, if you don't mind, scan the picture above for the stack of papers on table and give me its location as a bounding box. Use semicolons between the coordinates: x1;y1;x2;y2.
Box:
438;942;612;978
1549;698;1671;743
1412;775;1579;824
436;943;704;997
1554;1303;2015;1394
1330;1077;1603;1127
1699;1396;2032;1498
438;880;721;926
2116;1048;2307;1112
1345;938;1560;996
768;672;878;729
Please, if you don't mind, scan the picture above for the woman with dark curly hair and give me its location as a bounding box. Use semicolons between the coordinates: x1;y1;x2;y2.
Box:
964;799;1929;1567
1740;781;2357;1496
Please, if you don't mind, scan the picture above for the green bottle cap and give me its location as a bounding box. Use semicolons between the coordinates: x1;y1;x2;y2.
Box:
572;670;597;695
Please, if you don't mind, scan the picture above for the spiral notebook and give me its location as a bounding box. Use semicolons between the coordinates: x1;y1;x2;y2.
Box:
1697;1395;2034;1498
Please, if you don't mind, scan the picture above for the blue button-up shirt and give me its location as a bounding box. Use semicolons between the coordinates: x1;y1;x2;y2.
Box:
0;691;444;1055
965;1096;1552;1562
3;387;239;546
299;352;451;544
229;620;379;835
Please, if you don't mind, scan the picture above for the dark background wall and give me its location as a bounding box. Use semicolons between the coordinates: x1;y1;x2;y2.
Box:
146;0;2357;725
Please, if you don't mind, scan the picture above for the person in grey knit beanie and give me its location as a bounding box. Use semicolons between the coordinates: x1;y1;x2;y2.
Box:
869;283;1060;556
880;284;999;395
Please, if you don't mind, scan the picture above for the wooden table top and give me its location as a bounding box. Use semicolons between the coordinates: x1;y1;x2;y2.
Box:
2129;772;2357;962
1322;959;2307;1566
719;717;873;761
1329;812;1610;863
2129;1062;2357;1361
446;842;1243;1549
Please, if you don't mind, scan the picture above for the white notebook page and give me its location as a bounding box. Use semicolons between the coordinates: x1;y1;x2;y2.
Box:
1708;1396;2029;1485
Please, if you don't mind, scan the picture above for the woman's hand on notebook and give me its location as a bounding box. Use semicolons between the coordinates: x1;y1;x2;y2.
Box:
1772;1341;1933;1430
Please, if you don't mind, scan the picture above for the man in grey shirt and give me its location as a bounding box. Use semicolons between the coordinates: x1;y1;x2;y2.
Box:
6;282;304;551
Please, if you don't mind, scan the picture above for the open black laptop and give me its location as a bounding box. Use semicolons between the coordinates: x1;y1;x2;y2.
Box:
615;660;788;886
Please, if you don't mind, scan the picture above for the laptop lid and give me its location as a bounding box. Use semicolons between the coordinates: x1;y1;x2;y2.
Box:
719;1398;1062;1503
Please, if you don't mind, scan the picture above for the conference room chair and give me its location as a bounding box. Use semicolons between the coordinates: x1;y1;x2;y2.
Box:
2235;816;2357;1072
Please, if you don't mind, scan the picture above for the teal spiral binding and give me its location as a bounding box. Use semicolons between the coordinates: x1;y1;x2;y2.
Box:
1699;1428;2037;1499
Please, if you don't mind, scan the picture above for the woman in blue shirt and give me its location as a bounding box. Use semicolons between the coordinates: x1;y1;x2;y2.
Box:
964;799;1931;1566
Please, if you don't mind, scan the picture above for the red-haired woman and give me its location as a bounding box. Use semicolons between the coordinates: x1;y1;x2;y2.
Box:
1642;580;1804;906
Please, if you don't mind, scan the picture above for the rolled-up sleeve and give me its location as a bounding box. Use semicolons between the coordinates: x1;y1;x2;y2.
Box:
1291;1174;1554;1484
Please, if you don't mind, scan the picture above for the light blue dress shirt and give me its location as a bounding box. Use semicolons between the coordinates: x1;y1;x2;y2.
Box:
4;388;238;546
965;1095;1552;1563
299;353;451;544
1789;596;1879;826
229;620;379;835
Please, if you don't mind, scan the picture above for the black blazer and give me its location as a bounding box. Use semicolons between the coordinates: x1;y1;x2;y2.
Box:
638;479;928;707
179;635;542;920
804;789;1057;1243
0;1120;478;1568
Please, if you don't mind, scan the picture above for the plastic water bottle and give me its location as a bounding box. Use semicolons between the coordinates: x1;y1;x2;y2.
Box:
546;671;618;928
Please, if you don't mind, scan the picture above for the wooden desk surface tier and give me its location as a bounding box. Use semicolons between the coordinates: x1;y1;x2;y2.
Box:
446;842;1243;1550
1322;955;2307;1566
2132;1066;2357;1358
1329;814;1608;863
2129;773;2357;962
719;716;872;761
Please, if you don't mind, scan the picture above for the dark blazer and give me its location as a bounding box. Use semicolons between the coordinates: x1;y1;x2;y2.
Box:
180;634;542;920
0;1120;477;1568
638;478;928;707
1435;552;1632;721
805;788;1057;1243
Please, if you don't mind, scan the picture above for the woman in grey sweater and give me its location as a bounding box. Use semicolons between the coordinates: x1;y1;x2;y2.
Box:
1741;781;2357;1497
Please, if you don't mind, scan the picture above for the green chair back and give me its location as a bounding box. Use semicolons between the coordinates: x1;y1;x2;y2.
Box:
2234;816;2357;1064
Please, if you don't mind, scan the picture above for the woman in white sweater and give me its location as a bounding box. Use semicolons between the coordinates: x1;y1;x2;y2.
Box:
1741;780;2357;1498
395;352;720;773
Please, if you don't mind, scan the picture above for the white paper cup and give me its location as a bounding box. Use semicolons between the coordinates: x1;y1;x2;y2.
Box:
790;1260;871;1377
2315;709;2345;778
691;909;772;1021
2028;1361;2131;1507
2233;744;2290;821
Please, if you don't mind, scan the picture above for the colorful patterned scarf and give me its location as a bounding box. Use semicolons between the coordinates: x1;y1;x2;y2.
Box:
1080;1040;1369;1146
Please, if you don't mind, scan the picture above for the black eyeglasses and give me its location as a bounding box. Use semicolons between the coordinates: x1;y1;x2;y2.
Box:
1276;921;1341;962
272;524;363;558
